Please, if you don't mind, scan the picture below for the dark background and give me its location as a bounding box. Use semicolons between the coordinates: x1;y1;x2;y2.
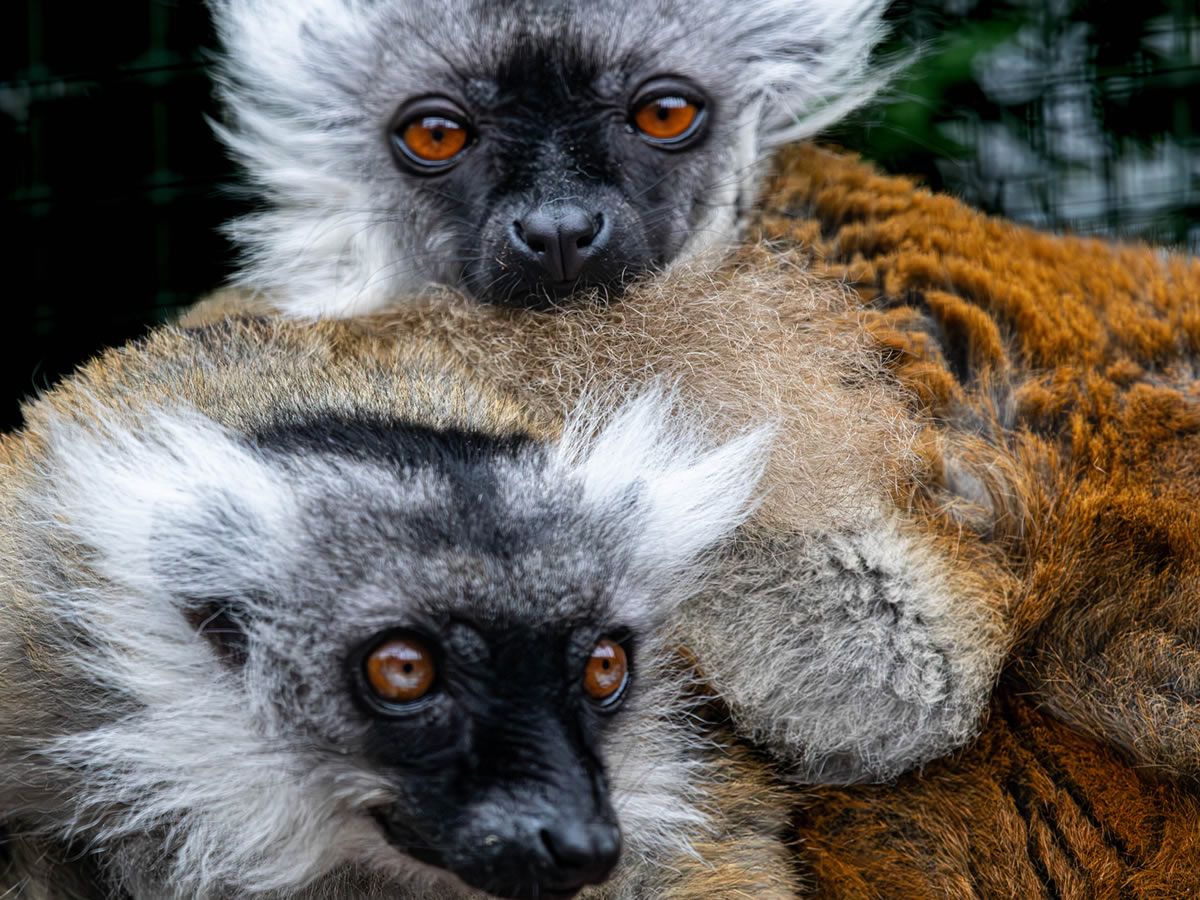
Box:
3;0;1199;429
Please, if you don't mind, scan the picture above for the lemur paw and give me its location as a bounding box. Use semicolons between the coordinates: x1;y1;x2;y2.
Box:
683;517;1004;783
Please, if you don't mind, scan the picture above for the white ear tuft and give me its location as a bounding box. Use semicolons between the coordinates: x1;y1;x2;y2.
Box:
556;388;773;575
727;0;895;146
40;407;295;599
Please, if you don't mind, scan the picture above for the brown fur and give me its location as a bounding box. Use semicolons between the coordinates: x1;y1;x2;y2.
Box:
794;695;1200;898
756;144;1200;771
186;254;919;537
753;145;1200;895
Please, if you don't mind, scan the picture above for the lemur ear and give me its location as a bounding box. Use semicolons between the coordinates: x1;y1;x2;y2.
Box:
556;389;773;579
728;0;894;145
40;408;296;603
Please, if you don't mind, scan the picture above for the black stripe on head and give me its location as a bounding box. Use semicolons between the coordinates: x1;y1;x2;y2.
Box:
248;415;570;562
250;415;535;471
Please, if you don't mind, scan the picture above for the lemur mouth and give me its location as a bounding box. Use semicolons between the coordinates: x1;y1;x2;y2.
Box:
367;808;595;900
477;278;616;310
464;256;647;309
484;884;585;900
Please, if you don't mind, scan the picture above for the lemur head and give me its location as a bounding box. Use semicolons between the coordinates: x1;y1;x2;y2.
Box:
27;393;766;898
209;0;890;315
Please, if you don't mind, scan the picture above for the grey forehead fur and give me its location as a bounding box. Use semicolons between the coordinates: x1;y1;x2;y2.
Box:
208;0;891;316
267;451;637;628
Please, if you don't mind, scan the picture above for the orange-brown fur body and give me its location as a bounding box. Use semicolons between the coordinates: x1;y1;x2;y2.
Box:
759;145;1200;897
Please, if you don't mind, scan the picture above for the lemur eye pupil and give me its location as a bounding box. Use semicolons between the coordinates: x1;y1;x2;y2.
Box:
399;114;469;165
365;637;436;703
584;639;629;705
633;94;702;144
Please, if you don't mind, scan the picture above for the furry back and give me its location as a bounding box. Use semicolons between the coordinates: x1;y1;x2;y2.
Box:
757;144;1200;896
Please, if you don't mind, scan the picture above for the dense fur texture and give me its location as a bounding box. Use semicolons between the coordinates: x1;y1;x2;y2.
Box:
0;329;795;898
754;144;1200;895
186;144;1200;895
794;694;1200;898
758;143;1200;781
209;0;890;314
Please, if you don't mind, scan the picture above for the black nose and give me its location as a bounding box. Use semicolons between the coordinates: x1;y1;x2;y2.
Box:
511;204;606;284
539;821;622;890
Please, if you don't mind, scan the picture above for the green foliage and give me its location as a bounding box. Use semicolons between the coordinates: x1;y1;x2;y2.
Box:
835;0;1200;250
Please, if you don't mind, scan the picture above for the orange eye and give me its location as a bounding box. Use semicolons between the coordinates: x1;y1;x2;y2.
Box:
584;639;629;704
400;115;469;164
364;637;436;704
633;96;701;143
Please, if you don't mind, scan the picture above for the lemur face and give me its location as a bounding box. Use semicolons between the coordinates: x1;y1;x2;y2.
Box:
347;623;629;899
29;391;766;897
238;420;640;899
211;0;890;316
385;54;722;307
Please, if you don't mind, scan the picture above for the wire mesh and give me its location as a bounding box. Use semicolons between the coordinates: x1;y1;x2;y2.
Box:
2;0;243;427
